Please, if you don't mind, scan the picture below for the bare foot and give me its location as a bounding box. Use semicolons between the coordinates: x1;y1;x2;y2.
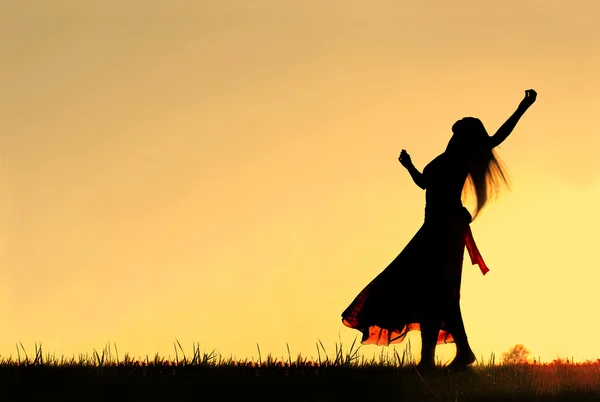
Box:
447;350;476;371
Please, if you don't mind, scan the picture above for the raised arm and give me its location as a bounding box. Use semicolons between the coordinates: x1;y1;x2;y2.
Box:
406;164;427;190
399;150;426;190
489;89;537;149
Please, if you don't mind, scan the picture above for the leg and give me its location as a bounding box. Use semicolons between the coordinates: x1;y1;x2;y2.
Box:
442;221;475;368
419;315;440;368
445;300;475;368
418;300;441;368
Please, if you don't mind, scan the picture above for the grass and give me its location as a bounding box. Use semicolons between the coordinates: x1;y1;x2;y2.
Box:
1;338;600;402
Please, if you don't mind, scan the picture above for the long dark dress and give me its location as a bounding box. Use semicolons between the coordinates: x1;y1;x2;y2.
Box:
341;151;489;346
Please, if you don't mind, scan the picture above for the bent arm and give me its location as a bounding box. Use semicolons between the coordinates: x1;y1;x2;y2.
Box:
406;164;427;190
489;106;528;149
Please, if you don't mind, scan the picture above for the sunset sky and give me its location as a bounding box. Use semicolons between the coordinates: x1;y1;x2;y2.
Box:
1;1;600;365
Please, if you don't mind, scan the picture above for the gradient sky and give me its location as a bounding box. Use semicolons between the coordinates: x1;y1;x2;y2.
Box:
1;0;600;364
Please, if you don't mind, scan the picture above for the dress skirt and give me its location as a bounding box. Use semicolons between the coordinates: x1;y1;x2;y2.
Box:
341;205;489;346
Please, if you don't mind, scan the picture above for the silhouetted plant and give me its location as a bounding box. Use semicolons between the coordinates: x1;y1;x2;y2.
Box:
501;344;531;365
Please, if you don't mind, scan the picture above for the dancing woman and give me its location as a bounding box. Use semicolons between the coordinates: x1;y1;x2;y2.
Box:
341;89;537;370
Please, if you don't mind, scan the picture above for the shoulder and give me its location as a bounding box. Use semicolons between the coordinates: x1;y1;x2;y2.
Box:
423;153;444;172
429;153;446;165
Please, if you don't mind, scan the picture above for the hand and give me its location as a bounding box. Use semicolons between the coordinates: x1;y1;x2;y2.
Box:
519;89;537;110
398;149;413;169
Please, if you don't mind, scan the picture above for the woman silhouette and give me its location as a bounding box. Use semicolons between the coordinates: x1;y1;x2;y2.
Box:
341;89;537;370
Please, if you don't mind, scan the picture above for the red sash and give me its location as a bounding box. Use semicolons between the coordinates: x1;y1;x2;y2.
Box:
465;226;489;275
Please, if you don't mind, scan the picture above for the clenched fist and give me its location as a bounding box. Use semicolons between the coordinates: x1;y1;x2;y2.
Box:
519;89;537;110
399;149;413;169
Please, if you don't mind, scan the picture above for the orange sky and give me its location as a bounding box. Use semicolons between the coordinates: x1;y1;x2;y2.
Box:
1;0;600;364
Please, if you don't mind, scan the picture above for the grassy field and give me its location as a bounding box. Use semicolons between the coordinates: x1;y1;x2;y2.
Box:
1;338;599;402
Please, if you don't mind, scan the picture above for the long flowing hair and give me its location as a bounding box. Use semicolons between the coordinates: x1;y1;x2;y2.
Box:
452;118;510;220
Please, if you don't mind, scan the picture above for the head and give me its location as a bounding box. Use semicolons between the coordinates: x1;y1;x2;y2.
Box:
449;117;510;220
447;117;489;156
